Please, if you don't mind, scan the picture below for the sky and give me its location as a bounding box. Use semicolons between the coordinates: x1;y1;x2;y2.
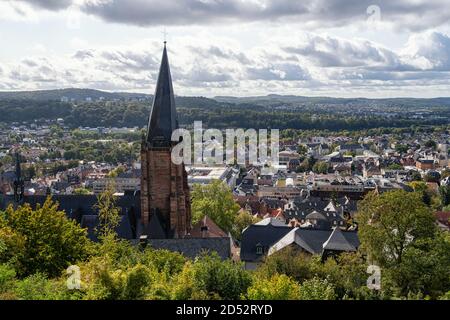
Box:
1;0;450;98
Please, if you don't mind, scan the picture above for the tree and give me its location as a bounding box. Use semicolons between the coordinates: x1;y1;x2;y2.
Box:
257;247;313;283
439;185;450;207
441;169;450;180
425;171;441;183
191;180;240;233
297;145;307;155
0;264;16;299
172;252;251;300
94;183;121;239
387;163;403;170
409;171;422;181
356;190;436;267
83;259;153;300
408;180;433;206
382;231;450;298
395;144;408;154
73;187;91;195
13;273;75;300
424;140;437;149
23;165;36;180
298;278;337;300
0;223;26;265
79;244;186;300
299;156;316;172
231;210;260;241
1;198;91;277
245;274;300;300
312;161;329;174
312;252;373;300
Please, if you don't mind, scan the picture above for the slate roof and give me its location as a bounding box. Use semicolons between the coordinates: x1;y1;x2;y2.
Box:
306;210;328;221
254;217;287;227
322;227;357;251
146;211;168;239
77;214;135;242
266;227;359;257
240;220;292;262
146;43;178;146
0;193;140;241
284;196;347;229
268;228;317;254
260;197;287;209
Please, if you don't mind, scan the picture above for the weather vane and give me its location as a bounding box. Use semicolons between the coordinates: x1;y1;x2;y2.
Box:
162;27;168;44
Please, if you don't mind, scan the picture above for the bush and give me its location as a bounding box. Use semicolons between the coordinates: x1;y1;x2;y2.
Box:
171;252;251;300
245;274;300;300
14;273;79;300
2;198;92;277
0;264;17;298
257;247;313;283
299;278;337;300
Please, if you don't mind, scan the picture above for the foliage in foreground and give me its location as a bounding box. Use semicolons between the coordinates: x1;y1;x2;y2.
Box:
0;198;91;278
0;188;449;300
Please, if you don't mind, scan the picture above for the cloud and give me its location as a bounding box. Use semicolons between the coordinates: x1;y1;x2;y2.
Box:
283;34;403;69
401;31;450;71
5;0;450;32
2;31;450;97
78;0;309;26
77;0;449;31
17;0;73;11
72;49;95;60
247;63;310;81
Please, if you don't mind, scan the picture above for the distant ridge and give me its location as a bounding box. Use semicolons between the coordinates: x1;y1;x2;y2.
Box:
213;94;450;107
1;89;450;108
0;88;152;101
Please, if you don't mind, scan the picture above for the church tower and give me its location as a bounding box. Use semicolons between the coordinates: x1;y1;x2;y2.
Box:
13;152;24;204
140;42;191;239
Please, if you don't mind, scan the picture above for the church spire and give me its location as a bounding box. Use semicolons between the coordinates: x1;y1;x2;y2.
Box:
14;152;24;204
146;42;178;147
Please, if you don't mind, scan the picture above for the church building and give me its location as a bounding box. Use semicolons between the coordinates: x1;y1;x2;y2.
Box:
0;43;231;260
140;42;192;239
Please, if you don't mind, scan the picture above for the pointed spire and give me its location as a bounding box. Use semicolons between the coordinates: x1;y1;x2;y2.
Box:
146;42;178;146
15;152;21;180
14;152;24;204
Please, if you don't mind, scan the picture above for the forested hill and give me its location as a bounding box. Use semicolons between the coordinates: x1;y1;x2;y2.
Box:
0;88;151;101
1;89;450;131
214;94;450;108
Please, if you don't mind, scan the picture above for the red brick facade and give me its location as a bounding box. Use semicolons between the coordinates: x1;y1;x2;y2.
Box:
140;145;191;238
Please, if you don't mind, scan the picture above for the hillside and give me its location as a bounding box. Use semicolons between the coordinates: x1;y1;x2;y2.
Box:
0;88;152;101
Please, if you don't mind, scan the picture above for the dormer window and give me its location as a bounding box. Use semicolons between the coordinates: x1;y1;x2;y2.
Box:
256;244;263;255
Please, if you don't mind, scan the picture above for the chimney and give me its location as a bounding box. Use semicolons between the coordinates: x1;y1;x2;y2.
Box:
200;225;209;238
139;235;148;249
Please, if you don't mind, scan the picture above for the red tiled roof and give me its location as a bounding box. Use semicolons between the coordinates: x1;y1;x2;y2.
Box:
190;215;228;238
435;211;450;227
